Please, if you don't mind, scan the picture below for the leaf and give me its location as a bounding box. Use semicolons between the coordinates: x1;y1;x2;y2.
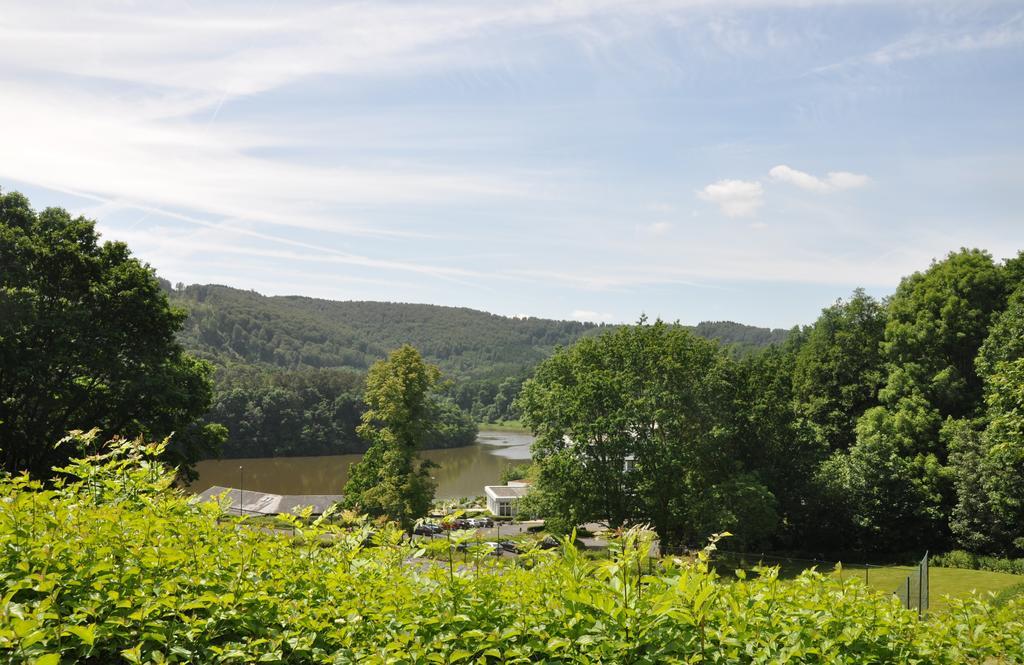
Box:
65;624;96;646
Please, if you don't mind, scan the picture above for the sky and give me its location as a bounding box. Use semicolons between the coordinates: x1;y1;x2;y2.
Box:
2;1;1023;329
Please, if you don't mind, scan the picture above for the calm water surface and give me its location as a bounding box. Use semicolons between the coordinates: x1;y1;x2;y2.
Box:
190;430;534;499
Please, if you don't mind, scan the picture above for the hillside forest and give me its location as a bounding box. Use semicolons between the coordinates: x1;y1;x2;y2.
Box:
162;282;787;457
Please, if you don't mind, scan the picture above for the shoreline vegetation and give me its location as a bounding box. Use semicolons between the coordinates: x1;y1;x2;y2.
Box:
195;426;531;462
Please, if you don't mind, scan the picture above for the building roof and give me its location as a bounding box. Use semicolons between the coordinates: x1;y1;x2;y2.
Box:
194;486;342;516
484;484;530;500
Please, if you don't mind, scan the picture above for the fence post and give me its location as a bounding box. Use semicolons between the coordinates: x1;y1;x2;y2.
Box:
921;557;929;614
865;566;869;585
906;577;911;610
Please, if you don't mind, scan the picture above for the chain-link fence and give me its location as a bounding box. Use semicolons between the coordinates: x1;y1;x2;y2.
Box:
700;549;888;584
893;552;929;616
659;548;930;615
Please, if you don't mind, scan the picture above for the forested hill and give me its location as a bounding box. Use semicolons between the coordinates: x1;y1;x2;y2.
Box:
162;282;788;456
165;282;787;378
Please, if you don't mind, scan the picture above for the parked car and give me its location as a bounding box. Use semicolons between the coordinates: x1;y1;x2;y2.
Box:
498;541;521;554
475;517;495;528
443;518;470;530
413;523;441;536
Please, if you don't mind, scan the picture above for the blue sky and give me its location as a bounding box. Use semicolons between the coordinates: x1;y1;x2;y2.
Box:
2;1;1022;328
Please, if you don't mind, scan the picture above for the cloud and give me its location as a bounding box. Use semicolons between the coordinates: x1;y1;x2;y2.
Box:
769;165;870;192
571;309;617;323
697;179;764;217
813;13;1024;74
866;15;1024;66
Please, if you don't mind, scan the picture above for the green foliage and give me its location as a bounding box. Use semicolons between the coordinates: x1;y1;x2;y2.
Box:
518;319;779;548
819;250;1014;553
343;346;443;528
499;462;533;484
881;248;1007;423
792;289;887;453
948;285;1024;556
3;447;1024;663
204;366;474;457
932;551;1024;576
730;340;823;549
691;320;790;355
168;283;788;432
0;189;223;478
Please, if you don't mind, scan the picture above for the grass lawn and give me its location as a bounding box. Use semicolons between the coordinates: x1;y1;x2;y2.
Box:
710;551;1024;613
828;564;1024;612
477;420;530;433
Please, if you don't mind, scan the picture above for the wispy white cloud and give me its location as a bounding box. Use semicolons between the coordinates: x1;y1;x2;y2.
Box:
769;164;870;192
813;12;1024;73
866;13;1024;65
697;179;764;217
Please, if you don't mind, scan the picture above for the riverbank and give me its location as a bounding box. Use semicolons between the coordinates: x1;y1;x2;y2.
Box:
192;429;535;499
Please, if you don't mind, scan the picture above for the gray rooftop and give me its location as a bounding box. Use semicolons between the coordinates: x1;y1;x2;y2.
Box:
484;485;530;499
195;486;342;516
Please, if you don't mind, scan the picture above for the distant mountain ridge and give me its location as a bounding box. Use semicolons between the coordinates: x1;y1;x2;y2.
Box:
165;282;789;378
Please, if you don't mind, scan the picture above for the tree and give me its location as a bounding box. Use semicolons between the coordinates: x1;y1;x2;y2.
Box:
732;336;825;548
0;189;224;477
880;248;1007;425
342;345;441;527
949;285;1024;555
829;250;1009;550
517;319;777;548
792;289;887;452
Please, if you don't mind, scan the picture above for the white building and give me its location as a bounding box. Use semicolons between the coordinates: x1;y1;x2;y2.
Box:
484;482;530;517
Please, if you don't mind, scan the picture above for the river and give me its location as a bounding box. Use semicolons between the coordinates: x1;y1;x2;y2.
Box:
190;429;534;500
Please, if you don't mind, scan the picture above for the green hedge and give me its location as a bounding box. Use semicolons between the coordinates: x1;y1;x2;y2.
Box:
933;550;1024;575
2;439;1024;663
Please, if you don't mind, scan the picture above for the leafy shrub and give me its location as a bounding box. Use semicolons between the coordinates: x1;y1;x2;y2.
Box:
994;583;1024;607
933;550;1024;575
2;439;1024;663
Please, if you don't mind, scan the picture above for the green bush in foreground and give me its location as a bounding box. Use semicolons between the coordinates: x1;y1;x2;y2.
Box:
1;438;1023;664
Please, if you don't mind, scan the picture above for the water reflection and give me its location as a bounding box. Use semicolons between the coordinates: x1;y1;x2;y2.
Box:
190;430;534;500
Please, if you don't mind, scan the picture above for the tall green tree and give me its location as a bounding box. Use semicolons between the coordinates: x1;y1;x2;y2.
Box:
832;249;1009;550
949;285;1024;555
517;320;778;548
792;289;887;453
0;189;224;477
880;248;1007;425
342;345;441;527
732;336;829;548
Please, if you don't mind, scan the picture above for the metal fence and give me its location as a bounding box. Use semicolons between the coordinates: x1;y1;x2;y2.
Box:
700;549;888;584
893;551;929;616
662;548;930;615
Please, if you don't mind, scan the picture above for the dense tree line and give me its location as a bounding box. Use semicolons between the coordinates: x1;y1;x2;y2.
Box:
205;366;476;457
519;249;1024;556
0;190;224;478
165;282;787;426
